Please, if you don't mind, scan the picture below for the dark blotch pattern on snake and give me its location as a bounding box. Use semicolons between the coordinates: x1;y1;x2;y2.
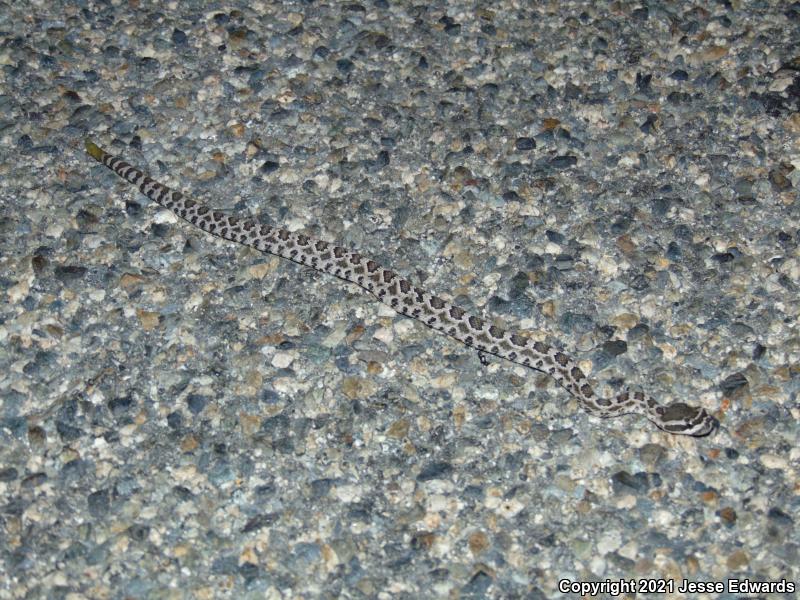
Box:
85;140;718;437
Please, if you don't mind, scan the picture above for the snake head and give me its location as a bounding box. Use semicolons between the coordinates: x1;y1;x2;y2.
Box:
654;402;719;437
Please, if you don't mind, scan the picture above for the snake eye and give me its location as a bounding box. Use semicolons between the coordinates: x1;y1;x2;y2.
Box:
688;410;719;437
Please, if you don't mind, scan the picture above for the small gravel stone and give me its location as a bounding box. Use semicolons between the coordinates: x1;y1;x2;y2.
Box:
417;462;453;481
549;155;578;169
720;372;749;394
515;137;536;151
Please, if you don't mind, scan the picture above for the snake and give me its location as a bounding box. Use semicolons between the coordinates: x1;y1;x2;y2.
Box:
84;139;718;437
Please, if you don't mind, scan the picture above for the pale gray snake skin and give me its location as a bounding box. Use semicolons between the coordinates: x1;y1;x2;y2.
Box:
85;140;718;437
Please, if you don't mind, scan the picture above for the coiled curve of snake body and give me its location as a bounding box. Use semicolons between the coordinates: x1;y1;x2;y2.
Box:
85;139;718;437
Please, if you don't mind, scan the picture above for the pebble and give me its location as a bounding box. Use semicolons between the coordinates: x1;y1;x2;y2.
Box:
270;351;295;369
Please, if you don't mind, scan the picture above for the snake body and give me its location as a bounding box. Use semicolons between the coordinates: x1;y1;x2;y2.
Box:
85;140;717;436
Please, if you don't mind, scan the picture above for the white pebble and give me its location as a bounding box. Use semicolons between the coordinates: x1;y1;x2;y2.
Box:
271;352;294;368
373;326;394;345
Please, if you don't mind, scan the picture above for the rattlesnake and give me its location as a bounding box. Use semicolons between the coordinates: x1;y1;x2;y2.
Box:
85;140;718;437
